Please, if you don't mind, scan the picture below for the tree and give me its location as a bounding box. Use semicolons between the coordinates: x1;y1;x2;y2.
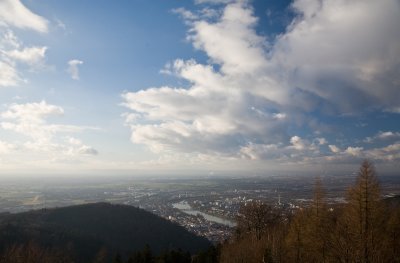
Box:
285;208;307;263
237;201;281;240
384;201;400;262
342;160;385;263
113;253;123;263
306;177;330;262
220;201;283;263
0;242;74;263
92;247;108;263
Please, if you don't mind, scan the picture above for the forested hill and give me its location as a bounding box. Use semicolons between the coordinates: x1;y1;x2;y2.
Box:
0;202;211;262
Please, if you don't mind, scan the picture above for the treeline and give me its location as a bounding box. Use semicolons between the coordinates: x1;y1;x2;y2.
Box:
113;245;219;263
0;243;219;263
0;202;210;262
220;160;400;263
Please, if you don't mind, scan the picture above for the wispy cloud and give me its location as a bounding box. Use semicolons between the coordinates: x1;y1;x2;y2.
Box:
0;0;48;33
67;59;83;80
0;0;49;88
0;60;23;87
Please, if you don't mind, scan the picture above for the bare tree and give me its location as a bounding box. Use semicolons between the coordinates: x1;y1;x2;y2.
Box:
237;201;281;241
342;160;385;263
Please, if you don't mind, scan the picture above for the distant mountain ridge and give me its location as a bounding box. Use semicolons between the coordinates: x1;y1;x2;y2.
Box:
0;202;210;262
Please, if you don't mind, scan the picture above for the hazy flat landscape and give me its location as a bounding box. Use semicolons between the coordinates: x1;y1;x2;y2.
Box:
1;173;399;243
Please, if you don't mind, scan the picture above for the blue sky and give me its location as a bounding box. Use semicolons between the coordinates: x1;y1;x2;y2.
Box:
0;0;399;176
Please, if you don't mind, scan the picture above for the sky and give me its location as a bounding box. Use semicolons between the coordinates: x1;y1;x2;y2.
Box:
0;0;399;176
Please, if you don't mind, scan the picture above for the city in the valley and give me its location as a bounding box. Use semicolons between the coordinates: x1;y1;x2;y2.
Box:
1;174;399;243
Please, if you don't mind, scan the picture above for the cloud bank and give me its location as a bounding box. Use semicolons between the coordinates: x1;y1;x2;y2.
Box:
122;0;400;170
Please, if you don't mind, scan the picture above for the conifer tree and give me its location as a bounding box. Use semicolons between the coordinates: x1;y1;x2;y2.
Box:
342;160;385;263
285;208;307;263
305;176;329;262
385;204;400;262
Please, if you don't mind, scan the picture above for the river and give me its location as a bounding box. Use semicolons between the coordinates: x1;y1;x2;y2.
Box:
172;201;236;227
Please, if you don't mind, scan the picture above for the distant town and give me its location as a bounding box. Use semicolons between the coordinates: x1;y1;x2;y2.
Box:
1;174;399;243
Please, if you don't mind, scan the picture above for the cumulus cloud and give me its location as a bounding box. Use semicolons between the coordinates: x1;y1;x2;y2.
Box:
2;100;63;121
364;131;400;143
0;0;48;33
328;145;340;153
66;137;98;156
68;59;83;80
364;143;400;162
122;0;400;168
272;0;400;113
0;24;48;87
345;147;363;157
123;2;288;158
315;138;327;145
0;101;98;159
6;46;47;65
77;145;98;155
290;136;306;150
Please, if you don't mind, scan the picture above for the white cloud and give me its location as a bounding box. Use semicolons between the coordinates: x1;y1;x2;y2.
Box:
290;136;306;150
77;145;98;155
195;0;238;4
273;113;286;120
0;61;23;87
189;2;267;75
68;59;83;80
0;26;48;87
315;137;327;145
364;143;400;162
1;100;63;124
328;145;340;153
376;131;400;140
123;0;400;168
172;8;199;21
272;0;400;113
0;101;98;159
55;18;67;31
65;137;98;156
240;143;279;160
345;147;363;157
0;29;20;48
0;0;48;33
0;140;15;154
6;46;47;65
123;2;289;158
385;107;400;114
364;131;400;143
68;137;83;145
